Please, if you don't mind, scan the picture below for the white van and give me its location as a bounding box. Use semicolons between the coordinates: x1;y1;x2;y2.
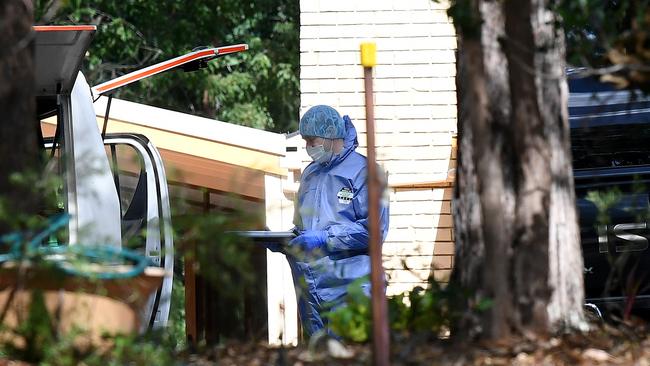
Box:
34;25;246;329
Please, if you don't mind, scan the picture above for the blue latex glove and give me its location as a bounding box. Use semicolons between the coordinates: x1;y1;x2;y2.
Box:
288;230;328;252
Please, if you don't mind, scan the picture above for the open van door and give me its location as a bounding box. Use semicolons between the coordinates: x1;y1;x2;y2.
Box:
102;133;174;329
36;25;170;328
35;25;123;249
36;25;248;329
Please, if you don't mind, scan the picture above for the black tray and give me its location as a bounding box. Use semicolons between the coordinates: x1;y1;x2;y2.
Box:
232;230;297;244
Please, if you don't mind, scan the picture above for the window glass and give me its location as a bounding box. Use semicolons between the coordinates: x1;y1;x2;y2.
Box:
105;143;147;249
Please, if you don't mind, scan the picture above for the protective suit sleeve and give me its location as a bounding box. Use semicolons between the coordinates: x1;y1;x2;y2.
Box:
325;170;389;253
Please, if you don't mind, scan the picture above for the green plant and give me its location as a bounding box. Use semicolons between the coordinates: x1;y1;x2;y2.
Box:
0;242;180;365
0;171;182;364
323;275;477;343
171;193;269;342
167;276;187;351
323;277;372;343
586;188;622;228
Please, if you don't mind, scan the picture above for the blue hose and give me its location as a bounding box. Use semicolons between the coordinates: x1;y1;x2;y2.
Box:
0;213;151;279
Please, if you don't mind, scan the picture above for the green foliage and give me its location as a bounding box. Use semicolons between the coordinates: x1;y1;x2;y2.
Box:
16;290;56;362
35;0;300;132
0;232;178;364
0;148;265;362
389;281;465;336
586;187;623;226
439;0;650;90
0;289;178;366
323;277;372;343
168;276;187;351
0;169;63;234
172;199;267;341
174;209;258;294
324;276;475;343
96;333;176;366
556;0;650;91
0;171;185;364
0;227;184;364
445;0;482;38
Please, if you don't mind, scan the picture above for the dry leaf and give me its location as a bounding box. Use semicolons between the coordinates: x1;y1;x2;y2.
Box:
582;348;612;362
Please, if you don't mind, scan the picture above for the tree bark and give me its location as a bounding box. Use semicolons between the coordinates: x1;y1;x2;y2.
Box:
451;0;587;341
531;1;587;330
0;0;39;232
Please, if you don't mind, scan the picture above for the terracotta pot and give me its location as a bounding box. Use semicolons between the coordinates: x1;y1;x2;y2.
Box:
0;263;165;349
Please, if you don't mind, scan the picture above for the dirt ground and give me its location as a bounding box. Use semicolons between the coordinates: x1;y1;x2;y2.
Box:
1;318;648;365
194;320;650;366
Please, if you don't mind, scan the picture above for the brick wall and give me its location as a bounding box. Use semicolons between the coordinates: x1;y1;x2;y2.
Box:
299;0;458;295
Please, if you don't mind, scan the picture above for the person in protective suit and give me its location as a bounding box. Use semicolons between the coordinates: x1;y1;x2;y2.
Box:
287;104;389;337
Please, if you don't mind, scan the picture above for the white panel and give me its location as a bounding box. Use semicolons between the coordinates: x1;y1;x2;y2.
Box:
69;73;122;248
265;174;298;346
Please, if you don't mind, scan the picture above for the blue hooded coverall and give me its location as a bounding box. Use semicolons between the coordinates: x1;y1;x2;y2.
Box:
289;115;390;336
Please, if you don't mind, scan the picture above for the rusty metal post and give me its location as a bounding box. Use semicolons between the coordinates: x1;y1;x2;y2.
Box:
184;240;198;344
361;42;390;366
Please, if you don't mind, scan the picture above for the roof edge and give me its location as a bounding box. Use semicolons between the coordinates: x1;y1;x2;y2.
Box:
94;96;286;156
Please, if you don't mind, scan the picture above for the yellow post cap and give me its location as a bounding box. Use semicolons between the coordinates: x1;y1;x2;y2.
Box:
360;42;377;67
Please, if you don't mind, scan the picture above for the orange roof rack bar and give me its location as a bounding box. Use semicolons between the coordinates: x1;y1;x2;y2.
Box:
92;44;248;96
34;25;97;32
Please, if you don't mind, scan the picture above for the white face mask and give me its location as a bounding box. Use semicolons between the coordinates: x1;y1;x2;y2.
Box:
307;139;334;164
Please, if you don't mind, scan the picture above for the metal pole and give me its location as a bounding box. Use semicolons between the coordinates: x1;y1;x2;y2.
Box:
361;42;390;366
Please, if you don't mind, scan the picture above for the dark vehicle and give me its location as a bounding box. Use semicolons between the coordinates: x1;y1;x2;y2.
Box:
569;71;650;316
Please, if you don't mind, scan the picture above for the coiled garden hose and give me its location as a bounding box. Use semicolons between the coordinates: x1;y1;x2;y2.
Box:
0;213;151;279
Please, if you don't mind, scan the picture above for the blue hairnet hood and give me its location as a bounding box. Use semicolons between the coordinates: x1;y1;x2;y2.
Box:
299;105;346;139
326;115;358;166
289;114;389;336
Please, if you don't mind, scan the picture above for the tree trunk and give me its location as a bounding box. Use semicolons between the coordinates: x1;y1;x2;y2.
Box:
0;0;39;232
451;0;587;341
530;1;587;330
